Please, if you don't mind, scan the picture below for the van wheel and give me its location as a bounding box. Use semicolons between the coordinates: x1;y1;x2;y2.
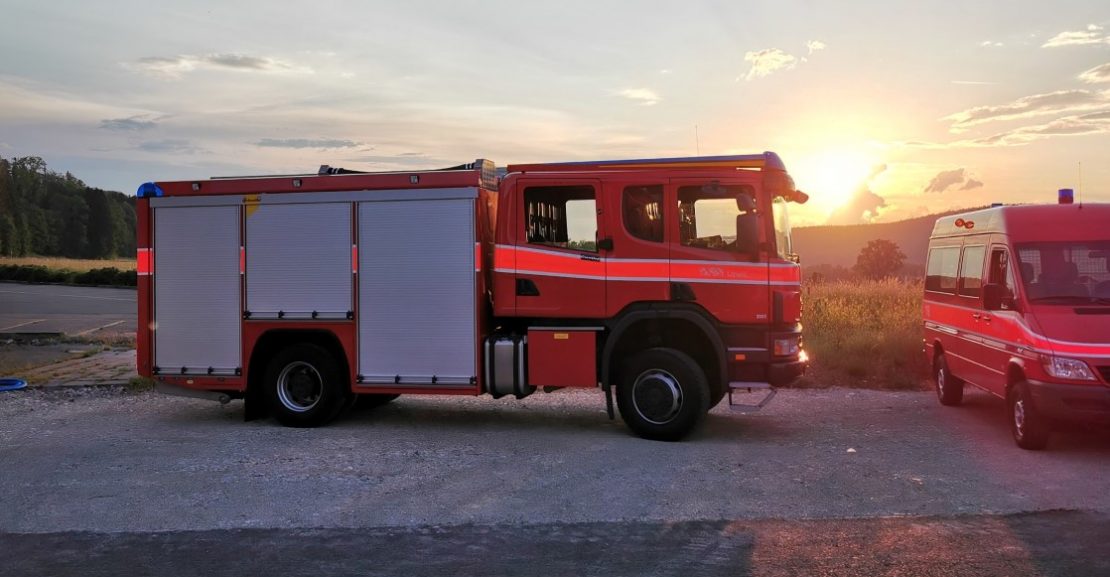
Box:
1009;382;1050;450
934;353;964;406
265;343;348;428
616;348;710;442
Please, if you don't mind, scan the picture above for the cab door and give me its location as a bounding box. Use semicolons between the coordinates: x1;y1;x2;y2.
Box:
510;178;607;319
666;178;769;325
604;180;669;315
975;242;1020;395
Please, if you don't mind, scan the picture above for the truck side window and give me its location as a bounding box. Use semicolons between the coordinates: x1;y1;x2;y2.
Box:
958;245;986;298
524;185;597;252
925;246;960;293
678;184;757;252
622;185;663;243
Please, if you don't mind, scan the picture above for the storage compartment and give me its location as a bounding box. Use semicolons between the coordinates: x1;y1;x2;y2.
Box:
527;329;597;388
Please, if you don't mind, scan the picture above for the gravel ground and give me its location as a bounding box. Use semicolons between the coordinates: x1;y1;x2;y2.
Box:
2;386;1108;535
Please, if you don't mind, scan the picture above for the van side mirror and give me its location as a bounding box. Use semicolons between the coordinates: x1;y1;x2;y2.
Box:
983;283;1016;311
735;212;759;256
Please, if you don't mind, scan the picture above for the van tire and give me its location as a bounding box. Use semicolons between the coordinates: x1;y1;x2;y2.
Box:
1009;382;1050;450
617;348;710;442
934;353;964;406
264;343;349;428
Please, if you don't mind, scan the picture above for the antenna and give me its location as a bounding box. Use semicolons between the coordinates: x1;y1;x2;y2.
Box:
695;125;701;156
1078;161;1083;206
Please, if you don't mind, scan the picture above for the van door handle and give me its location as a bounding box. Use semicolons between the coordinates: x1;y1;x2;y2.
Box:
971;313;981;320
981;315;992;322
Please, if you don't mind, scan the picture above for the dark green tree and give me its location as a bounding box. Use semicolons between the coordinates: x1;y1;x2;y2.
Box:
853;239;907;280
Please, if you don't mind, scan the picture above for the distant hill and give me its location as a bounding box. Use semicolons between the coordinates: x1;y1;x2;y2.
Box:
793;206;987;269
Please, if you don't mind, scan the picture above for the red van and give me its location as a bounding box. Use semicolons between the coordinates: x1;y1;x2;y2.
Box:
922;199;1110;450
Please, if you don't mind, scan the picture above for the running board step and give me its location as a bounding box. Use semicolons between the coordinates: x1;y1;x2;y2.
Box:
727;381;776;412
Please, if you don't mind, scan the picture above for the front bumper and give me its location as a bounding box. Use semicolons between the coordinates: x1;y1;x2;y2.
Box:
1026;379;1110;424
768;359;807;386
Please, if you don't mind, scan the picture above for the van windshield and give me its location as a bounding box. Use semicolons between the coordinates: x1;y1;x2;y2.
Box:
1015;241;1110;304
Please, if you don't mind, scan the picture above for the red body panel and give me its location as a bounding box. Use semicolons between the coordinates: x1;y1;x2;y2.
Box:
135;198;152;378
527;329;597;387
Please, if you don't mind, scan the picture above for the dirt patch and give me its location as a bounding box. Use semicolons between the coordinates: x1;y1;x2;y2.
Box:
0;340;102;377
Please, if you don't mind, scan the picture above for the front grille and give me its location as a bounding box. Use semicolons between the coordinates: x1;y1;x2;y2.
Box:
1099;366;1110;383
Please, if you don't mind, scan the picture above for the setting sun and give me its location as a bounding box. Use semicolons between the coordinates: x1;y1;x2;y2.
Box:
790;149;885;218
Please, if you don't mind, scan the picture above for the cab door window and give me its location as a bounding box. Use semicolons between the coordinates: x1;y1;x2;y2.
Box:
677;184;757;253
524;185;597;252
987;247;1016;307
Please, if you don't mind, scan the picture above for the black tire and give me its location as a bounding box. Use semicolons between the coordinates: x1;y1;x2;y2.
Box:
1009;382;1050;450
934;353;964;406
352;393;400;410
709;386;727;409
264;343;349;428
616;348;710;442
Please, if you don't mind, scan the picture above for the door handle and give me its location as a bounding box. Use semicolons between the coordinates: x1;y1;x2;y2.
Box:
981;315;992;322
972;313;981;320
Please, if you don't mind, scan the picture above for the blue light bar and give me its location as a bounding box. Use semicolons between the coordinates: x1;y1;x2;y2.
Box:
136;182;164;198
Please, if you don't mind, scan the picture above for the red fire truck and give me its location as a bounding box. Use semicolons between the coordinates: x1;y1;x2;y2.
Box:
923;193;1110;449
136;153;809;440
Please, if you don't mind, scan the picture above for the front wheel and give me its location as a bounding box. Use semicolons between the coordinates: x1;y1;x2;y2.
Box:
1009;382;1050;450
264;343;349;428
616;348;710;442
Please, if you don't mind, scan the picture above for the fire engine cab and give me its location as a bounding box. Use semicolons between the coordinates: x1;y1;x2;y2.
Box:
923;192;1110;449
136;152;809;441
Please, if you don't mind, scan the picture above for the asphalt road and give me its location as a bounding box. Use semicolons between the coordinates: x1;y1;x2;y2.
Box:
2;386;1109;575
0;282;136;337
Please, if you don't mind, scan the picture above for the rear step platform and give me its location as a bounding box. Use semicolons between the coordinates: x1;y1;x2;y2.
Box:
727;381;776;412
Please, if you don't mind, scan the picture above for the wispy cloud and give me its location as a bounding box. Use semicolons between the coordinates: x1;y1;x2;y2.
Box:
908;109;1110;148
136;139;203;154
951;80;997;86
1042;24;1110;47
743;49;797;80
979;41;1004;48
1079;63;1110;84
126;53;313;79
99;115;161;131
943;88;1110;131
255;138;363;149
924;168;982;193
617;88;661;106
806;40;827;54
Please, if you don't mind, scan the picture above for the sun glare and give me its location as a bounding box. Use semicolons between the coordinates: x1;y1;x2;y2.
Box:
790;150;883;216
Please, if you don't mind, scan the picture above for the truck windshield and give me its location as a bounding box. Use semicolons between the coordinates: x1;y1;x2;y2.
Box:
1015;241;1110;303
772;197;793;261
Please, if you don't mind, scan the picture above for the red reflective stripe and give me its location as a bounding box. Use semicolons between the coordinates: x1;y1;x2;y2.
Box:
136;249;152;275
239;246;245;274
607;260;667;279
494;245;515;270
514;248;603;277
352;245;358;273
770;265;801;283
670;262;765;282
475;243;481;272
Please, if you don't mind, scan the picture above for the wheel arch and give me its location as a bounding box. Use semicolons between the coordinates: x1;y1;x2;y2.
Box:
245;329;352;420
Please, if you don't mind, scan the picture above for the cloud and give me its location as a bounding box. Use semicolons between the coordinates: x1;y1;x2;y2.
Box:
99;115;159;131
136;139;202;154
1042;24;1110;48
943;88;1110;130
951;80;997;85
806;40;827;54
904;108;1110;148
924;168;982;193
743;49;797;80
617;88;661;106
255;138;362;149
826;164;888;225
1079;63;1110;84
980;41;1004;48
127;53;312;79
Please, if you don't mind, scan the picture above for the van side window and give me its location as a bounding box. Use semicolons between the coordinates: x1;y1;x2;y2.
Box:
987;248;1015;303
925;246;960;293
524;185;597;252
622;185;663;243
958;245;986;298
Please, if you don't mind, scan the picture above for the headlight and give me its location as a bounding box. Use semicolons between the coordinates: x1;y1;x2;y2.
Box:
1042;356;1096;381
773;336;800;357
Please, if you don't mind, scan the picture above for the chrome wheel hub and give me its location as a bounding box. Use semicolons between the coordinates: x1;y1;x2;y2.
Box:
277;361;323;413
632;369;683;425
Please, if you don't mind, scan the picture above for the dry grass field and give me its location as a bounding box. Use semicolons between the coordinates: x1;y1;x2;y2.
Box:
801;278;928;390
0;256;136;272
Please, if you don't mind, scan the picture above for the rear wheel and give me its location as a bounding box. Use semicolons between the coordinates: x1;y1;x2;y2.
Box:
265;343;348;427
1009;382;1050;450
934;353;964;406
616;348;710;442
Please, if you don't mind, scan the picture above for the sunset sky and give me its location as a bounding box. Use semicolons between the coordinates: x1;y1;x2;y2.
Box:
1;0;1108;226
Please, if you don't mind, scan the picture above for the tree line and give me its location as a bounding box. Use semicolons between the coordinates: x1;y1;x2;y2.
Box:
0;156;136;259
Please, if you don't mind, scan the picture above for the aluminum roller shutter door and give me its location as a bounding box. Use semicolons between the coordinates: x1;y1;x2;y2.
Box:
246;202;352;318
154;205;241;372
358;199;475;384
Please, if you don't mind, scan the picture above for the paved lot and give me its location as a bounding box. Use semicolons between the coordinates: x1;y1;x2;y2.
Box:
1;386;1108;575
0;282;135;337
